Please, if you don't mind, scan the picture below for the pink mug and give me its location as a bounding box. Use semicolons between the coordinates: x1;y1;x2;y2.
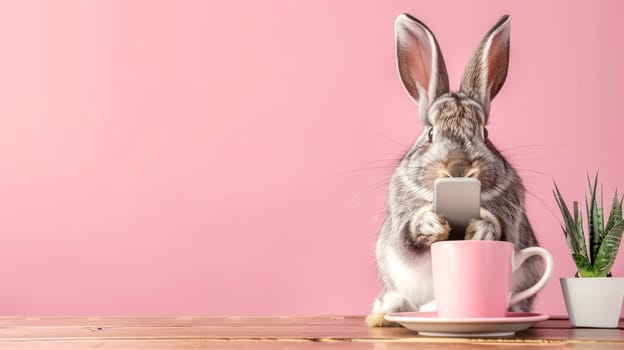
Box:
431;240;554;318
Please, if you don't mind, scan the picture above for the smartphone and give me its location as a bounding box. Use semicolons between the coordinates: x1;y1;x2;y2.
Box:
433;178;481;240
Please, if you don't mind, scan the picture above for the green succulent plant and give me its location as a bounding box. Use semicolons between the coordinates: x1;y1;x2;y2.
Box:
553;174;624;277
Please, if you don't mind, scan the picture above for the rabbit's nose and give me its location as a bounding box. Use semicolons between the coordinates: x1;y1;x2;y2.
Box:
445;158;472;178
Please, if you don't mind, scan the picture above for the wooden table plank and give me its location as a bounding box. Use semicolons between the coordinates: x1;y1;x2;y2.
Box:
0;315;598;329
0;340;622;350
0;316;619;348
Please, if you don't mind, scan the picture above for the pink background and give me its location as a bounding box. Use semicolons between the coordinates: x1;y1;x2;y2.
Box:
0;0;623;316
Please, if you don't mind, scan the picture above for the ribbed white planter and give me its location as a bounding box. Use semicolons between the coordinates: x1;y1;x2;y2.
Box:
560;277;624;328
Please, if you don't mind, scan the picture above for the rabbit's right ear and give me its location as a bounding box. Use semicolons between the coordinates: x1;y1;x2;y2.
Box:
459;15;511;117
395;14;449;125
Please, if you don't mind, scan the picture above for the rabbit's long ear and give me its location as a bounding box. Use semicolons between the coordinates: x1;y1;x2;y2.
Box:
395;14;449;125
460;15;511;117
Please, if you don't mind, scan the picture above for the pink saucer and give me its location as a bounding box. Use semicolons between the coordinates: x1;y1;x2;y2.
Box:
384;311;548;337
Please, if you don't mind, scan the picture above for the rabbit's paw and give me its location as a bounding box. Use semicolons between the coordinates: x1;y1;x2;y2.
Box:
465;208;501;240
408;205;450;249
365;313;401;327
366;291;408;327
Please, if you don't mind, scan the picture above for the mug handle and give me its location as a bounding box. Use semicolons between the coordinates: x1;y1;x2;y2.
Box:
509;247;554;306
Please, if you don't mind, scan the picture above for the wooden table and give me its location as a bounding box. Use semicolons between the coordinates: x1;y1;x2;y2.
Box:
0;316;621;349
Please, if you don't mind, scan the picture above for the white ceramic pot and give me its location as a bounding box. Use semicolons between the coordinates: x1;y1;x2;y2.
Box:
560;277;624;328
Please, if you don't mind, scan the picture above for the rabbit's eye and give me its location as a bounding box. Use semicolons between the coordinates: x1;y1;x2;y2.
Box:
428;128;434;142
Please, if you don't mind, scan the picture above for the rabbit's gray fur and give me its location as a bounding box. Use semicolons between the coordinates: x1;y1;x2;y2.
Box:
366;14;544;327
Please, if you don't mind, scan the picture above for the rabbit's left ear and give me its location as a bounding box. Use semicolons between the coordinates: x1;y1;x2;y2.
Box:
460;15;511;117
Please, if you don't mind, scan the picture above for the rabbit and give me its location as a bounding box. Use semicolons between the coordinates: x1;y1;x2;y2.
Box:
366;14;544;327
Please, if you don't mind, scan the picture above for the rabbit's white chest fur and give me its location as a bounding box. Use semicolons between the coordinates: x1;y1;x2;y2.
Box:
384;247;435;308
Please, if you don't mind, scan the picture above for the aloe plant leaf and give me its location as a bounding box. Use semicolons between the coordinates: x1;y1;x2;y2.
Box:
593;205;604;263
605;189;622;235
555;191;581;254
587;173;602;264
553;184;587;257
576;209;585;257
560;224;575;252
572;201;586;256
572;253;595;277
553;187;576;250
594;219;624;277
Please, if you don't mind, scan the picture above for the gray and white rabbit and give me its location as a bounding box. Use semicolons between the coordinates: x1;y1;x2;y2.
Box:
366;14;544;327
